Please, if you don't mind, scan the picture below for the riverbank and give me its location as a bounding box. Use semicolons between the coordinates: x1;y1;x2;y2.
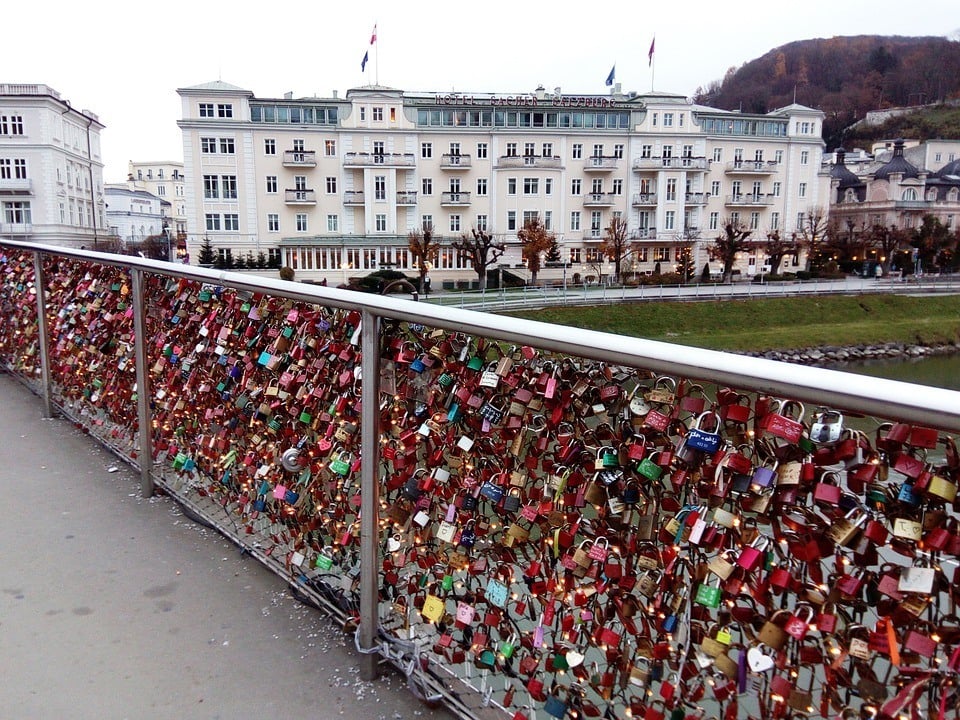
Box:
743;340;960;366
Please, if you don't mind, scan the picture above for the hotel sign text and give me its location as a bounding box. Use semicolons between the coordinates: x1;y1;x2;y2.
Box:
435;93;618;108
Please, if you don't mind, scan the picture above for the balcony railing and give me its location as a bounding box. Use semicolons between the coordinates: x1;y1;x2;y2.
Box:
282;150;317;167
684;192;708;205
440;191;471;205
632;192;658;206
582;156;619;171
725;160;779;174
342;152;416;168
725;193;774;206
440;154;472;169
582;192;617;206
284;189;316;204
629;227;657;239
5;240;960;720
0;178;33;194
396;190;417;205
494;155;563;169
633;156;708;170
344;190;364;205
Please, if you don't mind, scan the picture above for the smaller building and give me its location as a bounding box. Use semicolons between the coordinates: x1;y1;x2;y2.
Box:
104;185;168;257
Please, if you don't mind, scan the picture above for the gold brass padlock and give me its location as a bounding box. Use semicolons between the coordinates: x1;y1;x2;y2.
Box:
928;474;958;502
892;517;923;541
826;509;867;547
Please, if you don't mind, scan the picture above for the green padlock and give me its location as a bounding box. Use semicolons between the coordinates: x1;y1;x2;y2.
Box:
315;548;334;570
172;452;187;470
467;356;483;371
694;578;722;608
478;649;496;668
499;633;517;659
330;452;351;476
299;411;312;424
637;455;663;480
442;574;454;592
601;447;619;468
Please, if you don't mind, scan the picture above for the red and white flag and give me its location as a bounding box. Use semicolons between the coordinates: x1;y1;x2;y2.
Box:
370;24;377;45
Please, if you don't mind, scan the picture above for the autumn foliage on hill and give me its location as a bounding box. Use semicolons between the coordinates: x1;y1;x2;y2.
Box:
693;36;960;149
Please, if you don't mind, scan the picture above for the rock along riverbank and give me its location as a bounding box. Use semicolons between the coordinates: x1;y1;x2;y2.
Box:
742;341;960;367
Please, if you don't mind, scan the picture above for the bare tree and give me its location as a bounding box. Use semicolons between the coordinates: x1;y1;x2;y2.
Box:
760;230;799;275
710;218;753;283
517;215;555;285
796;207;830;273
408;224;441;292
450;228;506;291
599;216;632;283
864;223;907;274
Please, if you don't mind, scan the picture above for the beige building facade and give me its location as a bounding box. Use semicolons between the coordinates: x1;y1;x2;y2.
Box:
177;81;829;283
0;83;106;249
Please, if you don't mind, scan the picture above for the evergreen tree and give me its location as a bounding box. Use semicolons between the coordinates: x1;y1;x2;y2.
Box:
197;235;216;267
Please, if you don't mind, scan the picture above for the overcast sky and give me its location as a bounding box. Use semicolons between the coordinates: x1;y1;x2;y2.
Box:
7;0;958;182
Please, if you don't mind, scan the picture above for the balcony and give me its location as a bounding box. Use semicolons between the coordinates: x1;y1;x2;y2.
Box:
284;189;316;204
685;192;708;205
725;193;774;206
633;157;708;171
0;178;33;194
724;160;779;174
342;152;415;168
632;192;658;206
282;151;317;167
630;227;658;240
582;192;617;206
396;191;418;205
582;156;619;172
440;154;472;170
440;191;471;206
344;191;364;205
494;155;563;170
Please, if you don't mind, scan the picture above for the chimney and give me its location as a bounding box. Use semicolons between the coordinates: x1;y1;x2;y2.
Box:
284;91;293;100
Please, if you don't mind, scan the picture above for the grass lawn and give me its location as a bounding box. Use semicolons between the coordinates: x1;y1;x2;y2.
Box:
505;294;960;352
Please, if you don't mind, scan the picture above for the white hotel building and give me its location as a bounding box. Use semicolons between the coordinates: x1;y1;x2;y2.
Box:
177;80;829;284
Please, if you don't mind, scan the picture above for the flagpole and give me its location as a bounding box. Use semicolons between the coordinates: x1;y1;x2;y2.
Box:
375;24;379;86
650;35;656;92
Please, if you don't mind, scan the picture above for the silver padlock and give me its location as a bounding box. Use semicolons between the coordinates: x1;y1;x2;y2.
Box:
810;409;844;445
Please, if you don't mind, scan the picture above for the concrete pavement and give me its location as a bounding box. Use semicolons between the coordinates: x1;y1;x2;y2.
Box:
0;372;454;720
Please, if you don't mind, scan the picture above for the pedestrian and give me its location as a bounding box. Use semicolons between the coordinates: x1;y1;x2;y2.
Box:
874;264;882;280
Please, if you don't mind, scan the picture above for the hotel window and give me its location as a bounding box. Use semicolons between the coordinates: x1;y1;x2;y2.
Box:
770;212;780;230
750;212;760;230
590;211;602;237
664;211;675;230
709;212;719;230
421;142;432;158
294;175;307;191
545;178;553;195
221;175;238;199
774;150;783;164
217;248;232;265
201;137;217;153
476;143;488;159
752;181;762;198
421;215;433;231
654;247;670;262
205;213;221;230
264;139;276;155
798;182;807;198
327;214;339;232
570;211;581;231
524;142;536;156
572;143;583;160
217;103;233;118
772;182;781;197
544;211;553;230
266;176;278;193
375;176;386;201
3;201;31;224
476;214;488;231
524;178;539;195
376;214;387;231
523;210;538;226
476;178;487;196
665;179;677;201
203;175;219;199
360;107;366;121
797;213;805;230
614;144;624;159
506;142;518;157
507;210;517;231
223;213;239;231
157;185;166;196
449;142;461;156
571;178;581;195
450;214;461;232
422;178;433;195
713;148;722;162
508;178;517;195
373;107;383;121
296;214;308;232
267;213;279;232
591;178;603;194
663;113;674;127
326;177;337;193
373;141;385;158
592;144;603;158
710;181;721;196
652;112;658;126
199;103;214;117
678;113;685;127
325;140;336;156
542;142;553;157
801;150;809;165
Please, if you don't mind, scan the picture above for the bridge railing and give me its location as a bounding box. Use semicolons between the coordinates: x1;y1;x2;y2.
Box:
4;239;960;720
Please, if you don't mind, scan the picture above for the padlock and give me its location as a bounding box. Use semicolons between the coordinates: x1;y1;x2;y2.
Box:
784;604;815;640
825;508;868;547
809;409;844;445
893;517;923;541
736;536;769;572
899;564;936;594
694;576;722;608
686;411;722;453
757;610;790;649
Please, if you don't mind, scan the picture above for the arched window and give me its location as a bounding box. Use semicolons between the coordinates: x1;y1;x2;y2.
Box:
902;188;919;201
844;188;857;203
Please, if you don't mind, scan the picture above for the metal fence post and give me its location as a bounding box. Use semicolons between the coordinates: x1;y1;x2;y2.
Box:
359;308;382;680
130;268;154;498
32;252;53;419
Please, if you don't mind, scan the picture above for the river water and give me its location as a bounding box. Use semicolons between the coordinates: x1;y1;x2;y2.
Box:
825;353;960;391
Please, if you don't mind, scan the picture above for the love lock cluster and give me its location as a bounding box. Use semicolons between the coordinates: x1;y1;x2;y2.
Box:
1;250;959;720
